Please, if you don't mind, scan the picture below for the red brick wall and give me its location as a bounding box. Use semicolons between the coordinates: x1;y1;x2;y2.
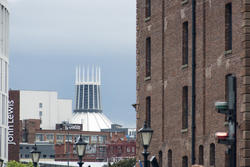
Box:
136;0;244;166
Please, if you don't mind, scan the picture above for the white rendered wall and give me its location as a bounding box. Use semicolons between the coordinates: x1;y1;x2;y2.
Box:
57;99;72;123
0;0;8;163
20;90;72;129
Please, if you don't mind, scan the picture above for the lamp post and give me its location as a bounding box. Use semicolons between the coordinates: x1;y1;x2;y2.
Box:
63;121;71;167
138;122;153;167
75;135;87;167
0;158;4;167
30;144;41;167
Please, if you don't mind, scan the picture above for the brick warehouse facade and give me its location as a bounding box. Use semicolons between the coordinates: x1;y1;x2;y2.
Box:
136;0;250;167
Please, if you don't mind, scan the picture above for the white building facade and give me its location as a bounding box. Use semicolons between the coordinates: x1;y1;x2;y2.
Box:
0;0;9;163
19;90;72;129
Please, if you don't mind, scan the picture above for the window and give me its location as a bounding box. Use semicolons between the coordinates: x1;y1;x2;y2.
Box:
66;135;73;142
182;22;188;65
46;134;54;142
39;111;42;117
91;136;98;143
98;136;105;144
36;134;44;141
80;85;84;109
56;134;64;143
182;86;188;129
89;85;93;109
146;96;151;127
127;147;130;153
210;143;215;166
168;150;172;167
158;151;162;167
84;85;88;109
43;154;47;158
39;103;43;108
145;0;151;18
182;156;188;167
199;145;204;165
76;85;80;108
225;3;232;51
146;37;151;77
132;147;135;153
83;136;90;143
225;151;230;167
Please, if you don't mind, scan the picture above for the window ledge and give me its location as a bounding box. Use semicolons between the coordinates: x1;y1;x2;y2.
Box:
145;17;151;22
144;76;151;81
181;128;188;133
224;50;232;56
181;64;188;69
181;0;188;5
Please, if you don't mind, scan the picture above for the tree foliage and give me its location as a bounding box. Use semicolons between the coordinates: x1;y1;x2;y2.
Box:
108;158;136;167
7;161;33;167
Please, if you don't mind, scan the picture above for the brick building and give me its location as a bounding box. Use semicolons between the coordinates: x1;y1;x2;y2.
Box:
106;137;136;162
136;0;250;167
20;119;135;162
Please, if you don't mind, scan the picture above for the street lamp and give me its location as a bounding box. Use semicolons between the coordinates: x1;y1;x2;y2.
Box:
30;144;41;167
0;158;4;167
138;122;153;167
63;121;71;167
75;135;87;167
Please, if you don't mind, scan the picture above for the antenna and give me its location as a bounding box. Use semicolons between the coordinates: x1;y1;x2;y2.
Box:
82;66;85;83
87;66;89;83
92;65;94;83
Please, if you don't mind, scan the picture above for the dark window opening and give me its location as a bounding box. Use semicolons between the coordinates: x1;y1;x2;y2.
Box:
158;151;162;167
182;86;188;129
145;0;151;18
210;143;215;166
79;85;83;109
182;22;188;65
146;96;151;127
182;156;188;167
89;85;93;109
199;145;204;165
146;37;151;77
76;85;79;108
168;150;172;167
225;3;232;51
84;85;88;109
225;151;230;167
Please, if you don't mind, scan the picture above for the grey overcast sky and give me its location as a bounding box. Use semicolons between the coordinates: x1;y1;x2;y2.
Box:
9;0;136;127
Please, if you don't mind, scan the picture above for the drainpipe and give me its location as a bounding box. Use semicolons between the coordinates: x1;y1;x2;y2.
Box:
191;0;196;165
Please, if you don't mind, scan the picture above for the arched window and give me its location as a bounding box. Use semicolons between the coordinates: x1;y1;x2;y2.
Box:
199;145;204;165
210;143;215;166
225;151;230;167
182;156;188;167
146;96;151;127
158;151;162;167
168;150;172;167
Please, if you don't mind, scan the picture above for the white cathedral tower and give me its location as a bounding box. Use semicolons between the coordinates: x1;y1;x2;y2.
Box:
71;66;112;131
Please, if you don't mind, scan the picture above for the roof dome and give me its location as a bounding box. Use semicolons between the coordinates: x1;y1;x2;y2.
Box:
70;111;112;131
